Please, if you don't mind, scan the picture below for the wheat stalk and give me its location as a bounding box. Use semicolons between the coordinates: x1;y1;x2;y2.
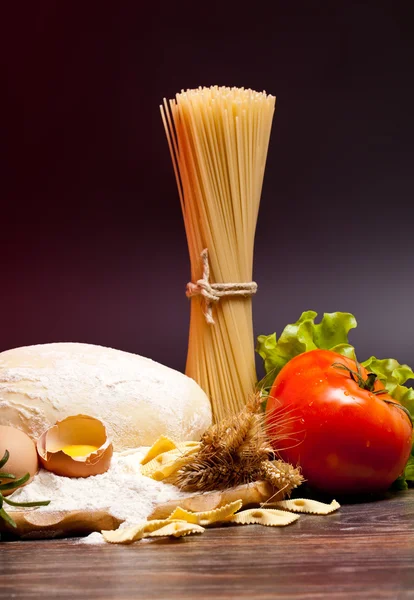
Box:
171;394;304;497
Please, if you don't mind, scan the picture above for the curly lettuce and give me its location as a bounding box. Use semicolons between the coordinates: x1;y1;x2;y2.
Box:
256;310;414;485
256;311;357;392
362;356;414;418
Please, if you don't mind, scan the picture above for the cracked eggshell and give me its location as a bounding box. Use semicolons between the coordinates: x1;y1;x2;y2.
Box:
36;415;113;478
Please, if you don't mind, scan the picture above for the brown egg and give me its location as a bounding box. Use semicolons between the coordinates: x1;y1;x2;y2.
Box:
36;414;113;477
0;425;39;496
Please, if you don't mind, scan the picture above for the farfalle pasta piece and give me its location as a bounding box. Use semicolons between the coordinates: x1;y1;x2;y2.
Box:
140;450;180;478
167;506;199;524
141;437;201;466
167;499;243;526
102;521;149;544
141;443;201;480
102;518;199;544
270;498;340;515
148;481;274;520
140;449;194;480
140;436;178;465
228;508;300;527
146;521;205;538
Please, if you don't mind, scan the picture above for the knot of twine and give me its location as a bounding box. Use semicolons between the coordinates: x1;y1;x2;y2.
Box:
186;249;258;325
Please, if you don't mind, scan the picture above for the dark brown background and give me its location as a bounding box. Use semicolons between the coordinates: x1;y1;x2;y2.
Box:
2;2;414;376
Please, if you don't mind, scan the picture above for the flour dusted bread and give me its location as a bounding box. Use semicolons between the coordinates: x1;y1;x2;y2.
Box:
0;343;212;451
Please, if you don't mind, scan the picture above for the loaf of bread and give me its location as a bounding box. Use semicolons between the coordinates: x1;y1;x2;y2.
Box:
0;343;212;451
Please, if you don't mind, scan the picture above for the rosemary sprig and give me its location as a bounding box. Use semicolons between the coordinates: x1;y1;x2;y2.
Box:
0;450;10;469
0;449;50;532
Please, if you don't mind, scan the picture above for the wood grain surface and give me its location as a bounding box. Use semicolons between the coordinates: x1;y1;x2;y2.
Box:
1;489;413;600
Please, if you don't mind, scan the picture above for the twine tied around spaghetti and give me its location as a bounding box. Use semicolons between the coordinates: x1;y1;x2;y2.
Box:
186;249;258;325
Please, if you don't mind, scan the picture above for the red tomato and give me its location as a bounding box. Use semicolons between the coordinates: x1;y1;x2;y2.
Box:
266;349;413;494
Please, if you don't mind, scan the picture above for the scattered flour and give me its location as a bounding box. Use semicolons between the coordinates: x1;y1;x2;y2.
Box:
8;447;192;544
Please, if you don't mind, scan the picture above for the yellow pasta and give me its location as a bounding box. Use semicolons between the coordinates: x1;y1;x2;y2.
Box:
271;498;341;515
167;499;243;526
167;506;199;525
102;518;203;544
161;86;276;421
140;452;186;480
101;496;341;544
140;444;201;480
227;508;299;527
146;521;205;538
101;519;170;544
101;523;148;544
140;436;178;465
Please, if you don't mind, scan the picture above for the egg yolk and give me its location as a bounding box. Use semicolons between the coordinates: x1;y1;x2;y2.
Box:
61;444;99;457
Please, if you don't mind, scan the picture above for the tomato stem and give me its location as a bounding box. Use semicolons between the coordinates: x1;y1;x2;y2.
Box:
332;360;413;428
331;362;382;393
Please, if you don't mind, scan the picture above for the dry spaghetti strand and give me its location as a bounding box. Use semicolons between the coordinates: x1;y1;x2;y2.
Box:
161;86;276;421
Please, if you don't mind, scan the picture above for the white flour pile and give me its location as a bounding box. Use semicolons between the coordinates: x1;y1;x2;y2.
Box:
8;447;192;544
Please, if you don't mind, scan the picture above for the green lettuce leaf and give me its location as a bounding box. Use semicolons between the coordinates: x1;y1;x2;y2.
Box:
361;357;414;420
256;310;357;391
394;453;414;488
256;310;414;485
405;453;414;481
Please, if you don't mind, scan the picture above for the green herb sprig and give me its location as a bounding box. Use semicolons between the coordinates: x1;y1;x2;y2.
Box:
0;449;50;531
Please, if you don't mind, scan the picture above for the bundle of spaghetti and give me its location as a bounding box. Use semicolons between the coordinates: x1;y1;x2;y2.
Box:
161;86;275;421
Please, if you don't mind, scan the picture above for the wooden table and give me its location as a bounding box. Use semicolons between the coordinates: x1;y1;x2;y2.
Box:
1;489;413;600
